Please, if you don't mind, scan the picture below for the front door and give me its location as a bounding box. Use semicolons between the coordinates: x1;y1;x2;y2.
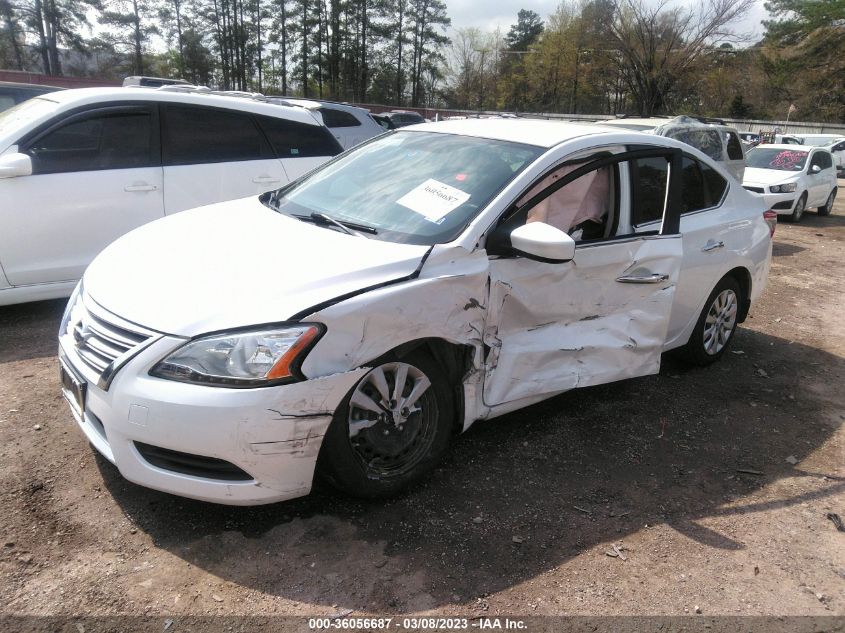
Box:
482;148;684;407
0;105;164;286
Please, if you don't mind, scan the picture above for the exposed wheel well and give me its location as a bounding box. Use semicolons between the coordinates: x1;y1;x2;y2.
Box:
725;267;752;323
390;338;474;434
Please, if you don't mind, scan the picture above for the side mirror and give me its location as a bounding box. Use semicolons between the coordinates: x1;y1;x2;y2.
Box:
501;222;576;263
0;152;32;179
810;164;821;174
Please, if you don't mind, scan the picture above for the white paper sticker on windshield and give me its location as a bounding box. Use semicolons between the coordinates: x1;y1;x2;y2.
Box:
397;179;471;223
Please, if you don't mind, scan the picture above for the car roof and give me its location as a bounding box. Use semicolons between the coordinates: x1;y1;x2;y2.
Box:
270;97;368;113
37;87;322;126
404;118;655;148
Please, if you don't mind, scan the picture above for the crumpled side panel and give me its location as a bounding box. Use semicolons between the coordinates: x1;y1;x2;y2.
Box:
483;236;682;406
300;249;490;382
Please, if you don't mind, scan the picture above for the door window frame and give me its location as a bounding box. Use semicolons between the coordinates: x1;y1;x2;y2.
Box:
160;102;274;166
488;147;684;256
18;103;161;174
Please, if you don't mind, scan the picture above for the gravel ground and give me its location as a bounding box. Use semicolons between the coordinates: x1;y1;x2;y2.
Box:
1;186;844;629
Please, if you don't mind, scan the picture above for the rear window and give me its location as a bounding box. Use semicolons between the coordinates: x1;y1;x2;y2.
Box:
318;107;361;128
726;132;743;160
680;156;727;213
163;105;268;165
257;115;342;157
664;128;723;161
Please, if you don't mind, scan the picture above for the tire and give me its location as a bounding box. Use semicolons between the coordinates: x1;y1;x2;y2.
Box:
318;351;454;498
682;276;742;366
789;193;807;222
817;188;837;216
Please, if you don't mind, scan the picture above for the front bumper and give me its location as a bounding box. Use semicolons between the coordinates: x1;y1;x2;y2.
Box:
745;185;798;215
58;298;366;505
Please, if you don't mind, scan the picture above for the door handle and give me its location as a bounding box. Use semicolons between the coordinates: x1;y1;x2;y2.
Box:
252;175;281;184
124;183;157;192
616;273;670;284
701;240;725;252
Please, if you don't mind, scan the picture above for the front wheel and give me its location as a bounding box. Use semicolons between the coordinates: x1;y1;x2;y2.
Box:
818;189;837;216
318;351;454;498
789;193;807;222
682;277;741;366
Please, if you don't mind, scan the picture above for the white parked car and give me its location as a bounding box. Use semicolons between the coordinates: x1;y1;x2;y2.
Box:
267;97;385;150
0;86;342;306
743;144;838;222
58;119;773;505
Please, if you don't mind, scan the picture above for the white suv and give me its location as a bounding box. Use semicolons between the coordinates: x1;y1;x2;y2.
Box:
267;97;385;150
0;86;342;305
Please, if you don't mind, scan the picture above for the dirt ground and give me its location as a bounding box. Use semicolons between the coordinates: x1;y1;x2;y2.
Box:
1;185;844;628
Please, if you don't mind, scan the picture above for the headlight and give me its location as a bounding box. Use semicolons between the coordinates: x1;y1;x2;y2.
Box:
150;324;322;387
770;182;797;193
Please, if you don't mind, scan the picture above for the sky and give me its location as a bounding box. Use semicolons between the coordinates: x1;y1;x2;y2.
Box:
444;0;770;44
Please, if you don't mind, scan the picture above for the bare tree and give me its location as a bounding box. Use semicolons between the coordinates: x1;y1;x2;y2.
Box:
610;0;755;114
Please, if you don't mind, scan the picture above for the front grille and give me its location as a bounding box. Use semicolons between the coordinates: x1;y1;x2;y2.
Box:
63;294;156;388
134;442;253;481
743;186;764;194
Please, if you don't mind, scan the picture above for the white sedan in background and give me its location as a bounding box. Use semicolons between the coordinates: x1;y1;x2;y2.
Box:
742;144;838;222
58;120;773;505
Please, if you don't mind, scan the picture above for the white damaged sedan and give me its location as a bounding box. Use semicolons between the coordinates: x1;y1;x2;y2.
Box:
58;119;774;505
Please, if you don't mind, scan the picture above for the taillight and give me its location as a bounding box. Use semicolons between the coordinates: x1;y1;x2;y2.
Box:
763;210;777;237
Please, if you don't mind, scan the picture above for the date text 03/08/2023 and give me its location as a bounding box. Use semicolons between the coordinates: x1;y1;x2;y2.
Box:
308;617;528;630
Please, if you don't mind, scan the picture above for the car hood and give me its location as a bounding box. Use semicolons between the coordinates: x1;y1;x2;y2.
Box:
743;167;802;186
83;197;430;337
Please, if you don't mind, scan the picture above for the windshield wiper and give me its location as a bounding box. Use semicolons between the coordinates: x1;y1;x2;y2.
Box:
293;212;378;236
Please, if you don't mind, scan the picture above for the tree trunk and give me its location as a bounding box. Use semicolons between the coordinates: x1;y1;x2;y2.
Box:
395;0;404;106
132;0;144;75
329;0;339;98
33;0;50;74
174;0;184;77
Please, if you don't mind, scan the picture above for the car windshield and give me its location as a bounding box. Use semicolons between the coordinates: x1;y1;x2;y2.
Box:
747;148;809;171
0;96;58;138
268;131;543;245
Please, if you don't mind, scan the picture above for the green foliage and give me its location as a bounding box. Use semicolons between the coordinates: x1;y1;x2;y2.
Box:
505;9;543;51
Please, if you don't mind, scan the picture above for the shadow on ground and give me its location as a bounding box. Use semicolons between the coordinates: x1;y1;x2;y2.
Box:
89;326;843;611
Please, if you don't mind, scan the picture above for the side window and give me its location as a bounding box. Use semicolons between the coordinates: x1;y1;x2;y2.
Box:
726;132;743;160
257;115;342;158
700;161;728;205
680;156;727;214
318;107;361;128
26;110;153;175
162;105;268;165
809;152;831;170
519;164;616;241
630;157;668;225
819;152;832;169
